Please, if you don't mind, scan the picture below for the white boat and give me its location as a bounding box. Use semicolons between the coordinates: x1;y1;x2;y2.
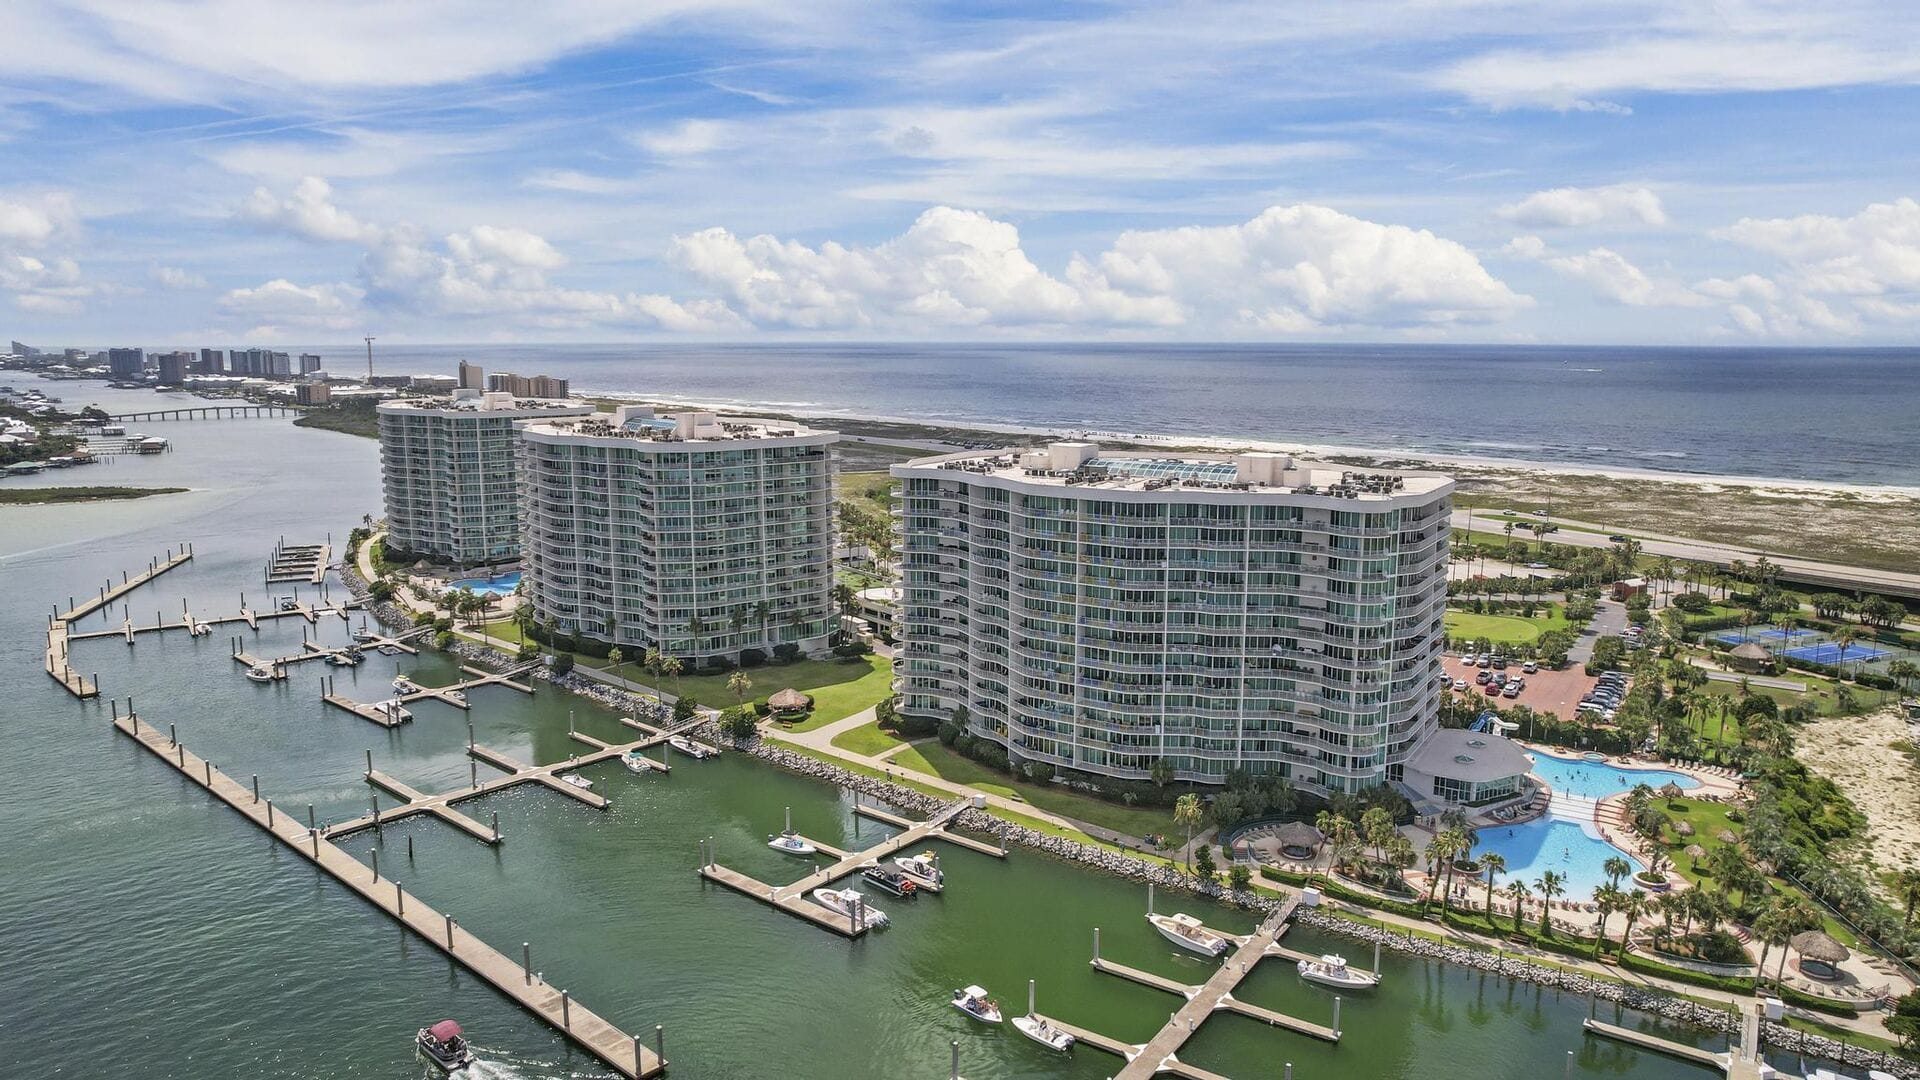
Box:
1148;912;1230;957
812;887;888;927
352;628;378;642
378;644;402;655
444;689;467;704
245;666;275;683
768;832;816;855
392;676;419;693
559;773;592;791
1013;1014;1075;1051
950;985;1002;1024
377;699;413;722
893;851;944;889
416;1019;476;1073
189;621;212;637
328;651;360;667
620;750;654;774
669;735;715;759
1296;953;1379;990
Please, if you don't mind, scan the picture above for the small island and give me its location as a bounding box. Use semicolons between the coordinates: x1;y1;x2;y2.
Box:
0;485;189;506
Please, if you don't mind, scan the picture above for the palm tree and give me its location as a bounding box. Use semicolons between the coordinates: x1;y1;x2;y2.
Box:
1173;794;1205;869
1428;830;1464;915
643;648;667;712
607;646;626;688
1480;852;1506;920
1534;870;1565;936
1893;869;1920;931
1592;884;1624;954
1506;880;1532;934
1888;659;1920;697
1619;889;1647;958
1832;625;1860;671
727;669;753;709
1603;856;1631;892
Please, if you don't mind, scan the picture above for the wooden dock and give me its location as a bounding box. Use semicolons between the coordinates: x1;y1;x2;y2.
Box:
68;602;360;644
1053;898;1335;1080
265;541;332;584
44;547;195;698
1582;1018;1761;1079
319;661;540;726
697;796;1005;937
110;713;665;1078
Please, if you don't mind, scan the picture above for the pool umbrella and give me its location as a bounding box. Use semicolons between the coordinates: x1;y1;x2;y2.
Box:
1715;829;1740;846
1684;844;1707;865
1658;781;1686;800
1673;820;1695;837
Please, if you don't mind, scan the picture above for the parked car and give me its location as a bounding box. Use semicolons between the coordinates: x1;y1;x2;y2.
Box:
1491;655;1509;669
1476;671;1492;685
1452;679;1469;692
1503;684;1521;698
1522;661;1538;673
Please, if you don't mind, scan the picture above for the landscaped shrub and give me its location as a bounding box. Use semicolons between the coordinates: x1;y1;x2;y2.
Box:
672;695;699;723
703;655;735;673
1670;592;1713;613
773;643;801;664
738;648;767;668
549;653;575;676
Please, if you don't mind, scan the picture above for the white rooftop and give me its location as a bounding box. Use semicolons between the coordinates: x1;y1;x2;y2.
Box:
1407;728;1534;783
524;405;832;443
904;442;1449;499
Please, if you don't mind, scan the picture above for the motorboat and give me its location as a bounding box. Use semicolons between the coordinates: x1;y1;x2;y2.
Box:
392;676;419;694
416;1019;476;1072
377;699;413;722
893;851;944;890
378;644;403;655
328;650;360;667
352;628;378;642
620;750;655;774
245;666;275;683
1013;1014;1075;1051
559;773;593;791
768;831;816;856
950;985;1002;1024
1148;912;1230;957
669;735;716;759
444;689;467;705
860;862;919;898
189;621;212;637
1296;953;1379;990
812;887;888;927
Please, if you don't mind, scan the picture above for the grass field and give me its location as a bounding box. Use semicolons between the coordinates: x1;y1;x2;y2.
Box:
0;485;188;505
680;654;892;731
830;719;909;757
1444;607;1572;645
889;740;1179;839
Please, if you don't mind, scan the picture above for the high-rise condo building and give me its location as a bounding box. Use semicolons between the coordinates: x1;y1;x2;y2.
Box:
518;406;837;663
377;390;593;565
107;347;145;378
155;351;191;384
457;360;486;390
891;442;1459;796
486;371;570;399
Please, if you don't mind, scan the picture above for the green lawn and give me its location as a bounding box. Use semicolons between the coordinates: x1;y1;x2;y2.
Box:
890;740;1180;840
831;719;908;757
679;654;892;730
1444;607;1572;645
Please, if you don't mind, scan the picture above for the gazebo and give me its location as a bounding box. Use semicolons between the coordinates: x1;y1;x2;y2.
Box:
1727;641;1773;673
767;688;813;716
1275;822;1324;860
1791;930;1850;981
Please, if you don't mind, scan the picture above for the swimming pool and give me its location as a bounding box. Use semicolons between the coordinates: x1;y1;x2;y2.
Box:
1526;752;1700;800
448;570;522;596
1474;816;1642;897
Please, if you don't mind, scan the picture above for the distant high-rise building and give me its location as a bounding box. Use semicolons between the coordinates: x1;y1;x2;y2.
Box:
299;353;322;375
197;348;225;374
457;360;485;390
484;371;568;398
228;347;263;375
9;341;37;358
528;374;569;398
63;348;86;361
295;382;331;406
266;351;292;377
107;348;145;378
155;351;191;385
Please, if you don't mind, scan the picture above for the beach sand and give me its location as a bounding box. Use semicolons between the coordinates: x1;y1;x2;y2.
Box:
1798;707;1920;895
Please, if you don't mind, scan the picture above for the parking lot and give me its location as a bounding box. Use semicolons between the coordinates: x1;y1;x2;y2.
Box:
1444;654;1599;723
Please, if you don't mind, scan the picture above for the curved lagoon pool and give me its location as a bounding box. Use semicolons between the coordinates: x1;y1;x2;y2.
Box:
448;569;522;596
1467;753;1700;896
1526;752;1701;800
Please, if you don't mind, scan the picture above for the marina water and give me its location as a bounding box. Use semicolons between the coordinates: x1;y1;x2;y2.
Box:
0;378;1861;1078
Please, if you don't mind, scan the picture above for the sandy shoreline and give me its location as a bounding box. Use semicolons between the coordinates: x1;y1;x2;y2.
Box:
585;387;1920;498
1797;707;1920;896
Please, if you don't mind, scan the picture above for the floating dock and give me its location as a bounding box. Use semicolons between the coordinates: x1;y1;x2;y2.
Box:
110;712;666;1078
1053;897;1337;1080
265;541;331;584
1581;1018;1764;1079
319;661;539;726
44;547;195;697
697;796;1005;937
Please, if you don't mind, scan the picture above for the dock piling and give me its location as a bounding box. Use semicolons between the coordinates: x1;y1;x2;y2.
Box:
491;812;500;843
445;915;455;950
1285;1065;1292;1080
470;761;478;790
407;835;414;861
1564;1049;1573;1079
266;800;275;827
168;722;176;746
177;743;185;767
1374;940;1381;975
1094;926;1101;962
655;1025;663;1063
561;990;571;1030
365;748;373;777
307;803;316;830
950;1040;959;1080
1332;996;1341;1039
252;774;260;803
1148;881;1155;914
370;848;380;883
396;881;404;915
524;943;532;984
1028;979;1036;1016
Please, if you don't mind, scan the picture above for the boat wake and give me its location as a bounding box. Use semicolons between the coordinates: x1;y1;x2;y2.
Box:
460;1048;616;1079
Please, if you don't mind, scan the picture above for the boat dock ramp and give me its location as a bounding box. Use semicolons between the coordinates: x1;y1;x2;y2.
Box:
265;540;331;585
318;661;539;725
697;795;1006;938
109;710;666;1079
1032;896;1341;1080
43;545;194;698
1581;1013;1767;1080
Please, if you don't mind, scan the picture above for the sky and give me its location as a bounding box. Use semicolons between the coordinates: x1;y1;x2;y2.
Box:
5;1;1920;346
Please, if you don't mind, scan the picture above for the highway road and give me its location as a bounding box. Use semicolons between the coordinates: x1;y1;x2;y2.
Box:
1452;510;1920;600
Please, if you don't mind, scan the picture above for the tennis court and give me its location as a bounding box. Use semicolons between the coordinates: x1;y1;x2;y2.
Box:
1781;641;1891;665
1713;627;1815;646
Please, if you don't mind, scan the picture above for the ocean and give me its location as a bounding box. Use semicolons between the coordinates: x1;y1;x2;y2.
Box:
301;343;1920;487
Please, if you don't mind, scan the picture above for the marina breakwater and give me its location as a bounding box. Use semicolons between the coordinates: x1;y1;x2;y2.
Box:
346;576;1918;1079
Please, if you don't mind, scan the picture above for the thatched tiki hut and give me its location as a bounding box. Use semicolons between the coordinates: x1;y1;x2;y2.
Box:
767;687;813;716
1275;822;1324;861
1790;930;1850;981
1684;843;1707;868
1658;781;1687;802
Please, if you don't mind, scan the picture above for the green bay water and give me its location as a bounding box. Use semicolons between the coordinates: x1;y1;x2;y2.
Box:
0;375;1819;1078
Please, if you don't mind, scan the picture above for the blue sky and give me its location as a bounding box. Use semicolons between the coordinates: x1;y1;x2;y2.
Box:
4;1;1920;345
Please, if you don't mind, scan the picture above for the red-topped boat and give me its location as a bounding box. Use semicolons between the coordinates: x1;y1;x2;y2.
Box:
416;1019;476;1072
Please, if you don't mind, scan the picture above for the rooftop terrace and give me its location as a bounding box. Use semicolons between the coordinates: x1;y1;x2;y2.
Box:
904;442;1450;500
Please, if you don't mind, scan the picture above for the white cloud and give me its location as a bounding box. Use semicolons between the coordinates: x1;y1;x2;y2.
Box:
445;226;566;271
217;277;365;330
1506;234;1702;307
151;265;206;289
635;119;739;159
670;203;1528;333
1706;197;1920;335
1497;185;1667;228
0;190;88;314
0;192;78;245
239;176;383;244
